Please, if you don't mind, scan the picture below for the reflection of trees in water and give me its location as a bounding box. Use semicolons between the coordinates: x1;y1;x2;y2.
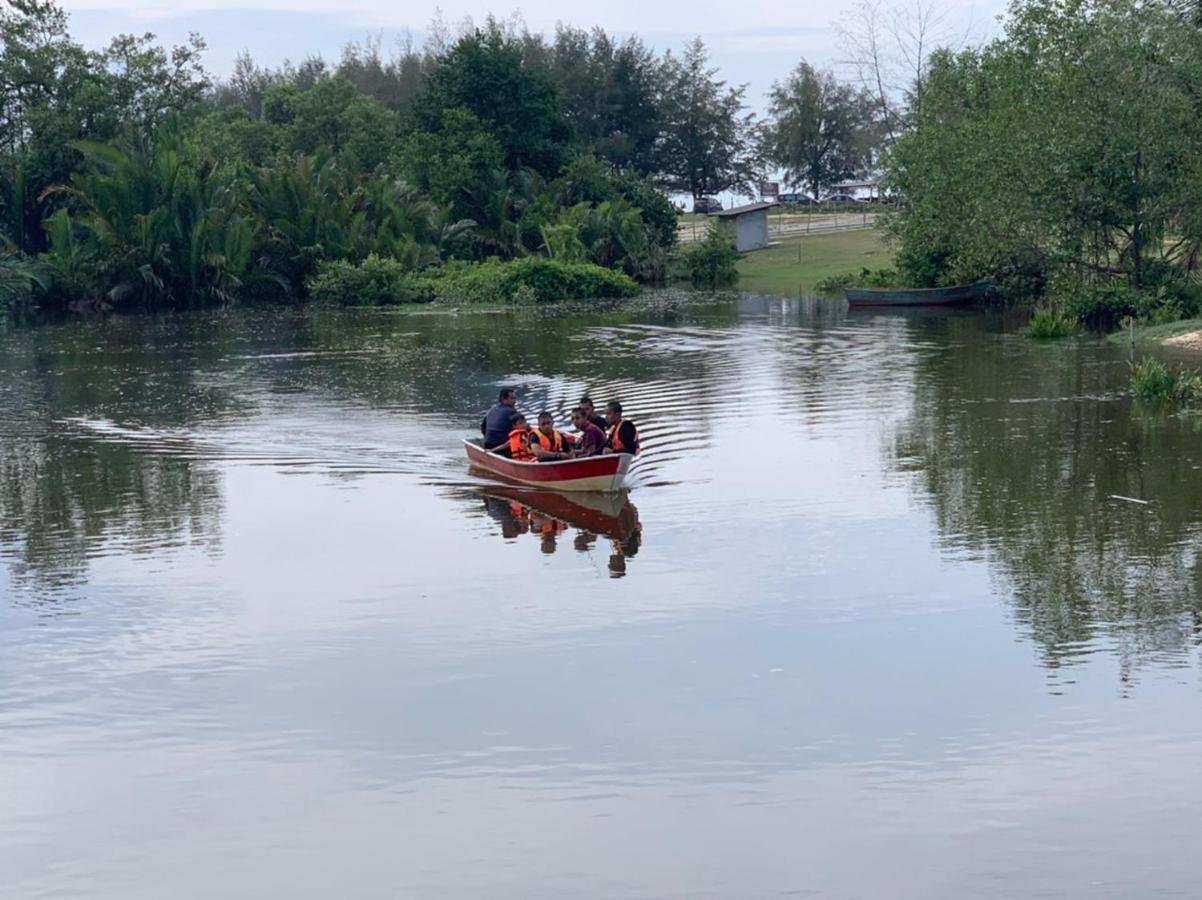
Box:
0;435;223;599
295;300;735;420
0;322;228;600
894;324;1202;677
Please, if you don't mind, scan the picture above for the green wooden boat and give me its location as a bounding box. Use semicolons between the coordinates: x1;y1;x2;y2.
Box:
845;280;993;307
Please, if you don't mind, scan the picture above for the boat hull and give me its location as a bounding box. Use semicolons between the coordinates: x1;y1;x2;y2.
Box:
846;281;993;306
464;439;633;493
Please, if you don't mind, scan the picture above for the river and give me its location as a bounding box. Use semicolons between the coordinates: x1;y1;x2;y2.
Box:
3;294;1201;898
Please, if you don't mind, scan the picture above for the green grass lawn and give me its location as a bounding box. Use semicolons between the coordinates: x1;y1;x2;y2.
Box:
1105;317;1202;346
736;227;891;295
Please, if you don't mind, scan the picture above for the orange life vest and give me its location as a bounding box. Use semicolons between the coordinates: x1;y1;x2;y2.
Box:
531;429;567;453
607;419;639;454
507;427;536;461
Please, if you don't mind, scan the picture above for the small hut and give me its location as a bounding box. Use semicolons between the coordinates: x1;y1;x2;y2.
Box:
712;202;776;252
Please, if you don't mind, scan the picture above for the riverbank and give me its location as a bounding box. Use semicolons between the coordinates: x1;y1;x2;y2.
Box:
1107;318;1202;349
735;227;890;295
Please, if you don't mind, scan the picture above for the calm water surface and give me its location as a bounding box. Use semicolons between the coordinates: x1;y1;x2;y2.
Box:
3;295;1202;898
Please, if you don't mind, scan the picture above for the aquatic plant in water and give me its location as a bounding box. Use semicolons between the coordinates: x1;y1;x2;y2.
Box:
1130;356;1202;403
1026;305;1076;340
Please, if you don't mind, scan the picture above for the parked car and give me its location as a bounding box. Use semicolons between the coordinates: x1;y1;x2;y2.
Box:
693;196;723;214
823;193;865;206
780;193;817;206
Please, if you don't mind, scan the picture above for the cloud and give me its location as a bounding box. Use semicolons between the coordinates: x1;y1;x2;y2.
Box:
62;0;883;35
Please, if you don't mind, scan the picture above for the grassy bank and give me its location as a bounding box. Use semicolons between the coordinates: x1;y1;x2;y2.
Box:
1106;318;1202;347
736;228;890;295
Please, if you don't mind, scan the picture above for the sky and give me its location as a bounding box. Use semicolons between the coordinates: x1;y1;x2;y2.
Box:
60;0;1009;108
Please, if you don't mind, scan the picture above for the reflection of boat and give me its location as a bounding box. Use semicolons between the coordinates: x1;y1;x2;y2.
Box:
846;280;993;307
479;486;643;576
464;438;633;493
482;487;633;540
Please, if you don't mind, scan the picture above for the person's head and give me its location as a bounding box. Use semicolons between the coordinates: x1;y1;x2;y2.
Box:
570;406;588;429
605;400;623;425
499;388;517;407
511;413;528;431
538;411;554;434
579;396;595;416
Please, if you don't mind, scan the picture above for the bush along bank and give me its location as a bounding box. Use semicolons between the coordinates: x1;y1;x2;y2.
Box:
1;5;700;316
1130;356;1202;405
306;256;639;306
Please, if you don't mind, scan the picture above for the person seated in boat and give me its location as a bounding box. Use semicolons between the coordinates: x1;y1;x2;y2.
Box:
579;395;608;431
603;400;640;455
570;406;607;457
529;411;574;462
481;388;518;449
498;413;537;461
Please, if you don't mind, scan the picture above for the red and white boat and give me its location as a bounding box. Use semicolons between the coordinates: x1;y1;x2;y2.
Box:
464;439;633;493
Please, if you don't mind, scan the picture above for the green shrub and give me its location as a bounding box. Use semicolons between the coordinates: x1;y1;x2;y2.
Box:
1130;356;1202;403
0;254;47;311
1052;280;1140;329
683;225;739;288
988;246;1048;302
306;255;433;305
816;267;900;293
421;257;639;304
1049;274;1200;330
1026;305;1076;340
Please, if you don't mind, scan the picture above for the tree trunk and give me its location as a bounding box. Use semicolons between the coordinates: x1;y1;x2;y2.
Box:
1132;148;1143;288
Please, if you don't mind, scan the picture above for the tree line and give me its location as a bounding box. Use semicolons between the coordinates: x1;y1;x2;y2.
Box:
0;0;903;312
887;0;1202;324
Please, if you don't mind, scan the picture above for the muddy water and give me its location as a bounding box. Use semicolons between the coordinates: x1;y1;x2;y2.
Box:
3;296;1202;898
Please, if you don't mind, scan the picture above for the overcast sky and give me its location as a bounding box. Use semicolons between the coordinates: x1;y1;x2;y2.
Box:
60;0;1009;107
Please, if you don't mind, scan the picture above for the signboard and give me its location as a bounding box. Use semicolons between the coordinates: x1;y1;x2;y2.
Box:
759;181;780;199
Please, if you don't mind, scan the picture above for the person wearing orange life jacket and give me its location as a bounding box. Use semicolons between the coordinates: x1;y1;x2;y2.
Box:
500;413;537;461
529;411;575;462
603;400;640;455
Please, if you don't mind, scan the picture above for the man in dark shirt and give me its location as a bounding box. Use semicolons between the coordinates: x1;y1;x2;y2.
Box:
603;400;639;455
481;388;518;449
570;407;607;457
579;396;608;431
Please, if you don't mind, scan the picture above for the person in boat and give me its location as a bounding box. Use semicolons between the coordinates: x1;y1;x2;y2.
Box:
570;406;607;457
603;400;639;455
499;413;537;461
579;395;608;431
529;411;574;462
481;388;518;449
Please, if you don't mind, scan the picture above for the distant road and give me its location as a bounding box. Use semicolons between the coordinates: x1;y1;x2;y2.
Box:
677;211;881;243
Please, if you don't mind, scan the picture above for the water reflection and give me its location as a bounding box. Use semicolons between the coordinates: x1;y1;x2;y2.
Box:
476;487;642;577
891;316;1202;684
9;301;1202;897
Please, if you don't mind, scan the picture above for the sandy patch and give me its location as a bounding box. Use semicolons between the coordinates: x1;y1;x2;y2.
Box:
1163;330;1202;350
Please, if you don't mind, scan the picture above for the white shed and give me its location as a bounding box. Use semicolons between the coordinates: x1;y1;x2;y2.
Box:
711;201;776;252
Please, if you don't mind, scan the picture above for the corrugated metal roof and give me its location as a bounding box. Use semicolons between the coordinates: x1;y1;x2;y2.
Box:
711;201;777;218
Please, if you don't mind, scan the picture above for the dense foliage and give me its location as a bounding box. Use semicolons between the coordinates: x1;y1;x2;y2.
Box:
307;256;432;306
1;3;780;313
420;258;639;304
683;225;740;288
887;0;1202;325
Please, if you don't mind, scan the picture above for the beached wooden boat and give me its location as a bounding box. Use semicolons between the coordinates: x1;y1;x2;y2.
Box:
464;439;633;493
846;280;993;307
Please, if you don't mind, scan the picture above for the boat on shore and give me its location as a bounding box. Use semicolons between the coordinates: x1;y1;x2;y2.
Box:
846;280;993;307
464;439;633;493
